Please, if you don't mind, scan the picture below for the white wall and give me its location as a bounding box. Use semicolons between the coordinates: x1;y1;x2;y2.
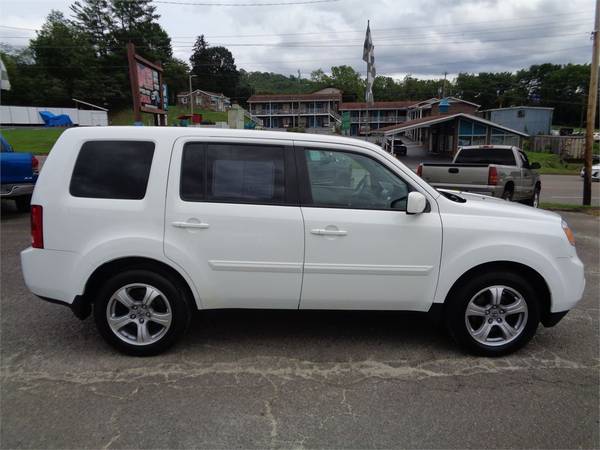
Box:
0;105;108;126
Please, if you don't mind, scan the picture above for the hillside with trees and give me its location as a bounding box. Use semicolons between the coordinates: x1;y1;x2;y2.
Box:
0;0;592;127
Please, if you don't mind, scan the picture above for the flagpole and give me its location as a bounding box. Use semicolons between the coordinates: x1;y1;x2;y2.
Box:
363;19;375;141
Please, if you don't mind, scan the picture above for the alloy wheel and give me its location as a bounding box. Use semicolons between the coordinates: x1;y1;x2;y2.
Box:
106;283;173;346
464;285;528;347
533;190;540;208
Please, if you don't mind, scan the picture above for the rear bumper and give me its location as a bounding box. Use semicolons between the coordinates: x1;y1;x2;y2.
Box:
37;295;91;320
21;247;81;303
1;183;34;198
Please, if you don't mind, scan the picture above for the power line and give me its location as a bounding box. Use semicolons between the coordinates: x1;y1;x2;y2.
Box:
0;10;591;38
8;45;590;72
154;0;339;5
4;19;590;41
167;31;590;48
167;18;591;42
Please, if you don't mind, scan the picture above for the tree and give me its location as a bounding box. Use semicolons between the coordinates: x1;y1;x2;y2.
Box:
109;0;171;63
329;65;364;101
190;35;239;98
163;57;189;104
68;0;173;108
70;0;112;57
373;76;402;101
30;10;96;101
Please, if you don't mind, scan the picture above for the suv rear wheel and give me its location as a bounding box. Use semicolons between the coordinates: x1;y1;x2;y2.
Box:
93;269;192;356
445;271;540;356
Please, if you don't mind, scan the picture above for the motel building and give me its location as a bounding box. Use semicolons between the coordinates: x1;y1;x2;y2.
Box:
374;112;528;156
247;88;342;129
338;101;414;135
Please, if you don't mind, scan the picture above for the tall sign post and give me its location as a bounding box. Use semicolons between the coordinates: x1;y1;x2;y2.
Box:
127;42;167;126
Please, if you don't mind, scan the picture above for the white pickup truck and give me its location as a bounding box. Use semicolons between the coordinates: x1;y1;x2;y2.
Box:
417;145;542;207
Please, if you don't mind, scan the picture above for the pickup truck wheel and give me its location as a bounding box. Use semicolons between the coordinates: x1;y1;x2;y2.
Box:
15;195;31;213
445;271;540;356
93;270;192;356
501;187;513;201
525;186;541;208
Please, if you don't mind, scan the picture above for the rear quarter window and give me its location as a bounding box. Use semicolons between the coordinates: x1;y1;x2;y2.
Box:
69;141;155;199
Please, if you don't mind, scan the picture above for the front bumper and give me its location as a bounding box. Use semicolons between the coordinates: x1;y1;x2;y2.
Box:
553;255;586;312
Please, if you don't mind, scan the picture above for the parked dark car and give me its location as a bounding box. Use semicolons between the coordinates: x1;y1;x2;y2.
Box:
392;142;408;156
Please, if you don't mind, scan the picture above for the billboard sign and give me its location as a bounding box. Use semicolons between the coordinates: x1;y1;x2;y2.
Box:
136;62;161;109
127;43;167;125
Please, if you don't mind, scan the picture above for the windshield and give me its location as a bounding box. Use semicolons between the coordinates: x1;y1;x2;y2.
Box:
455;148;516;165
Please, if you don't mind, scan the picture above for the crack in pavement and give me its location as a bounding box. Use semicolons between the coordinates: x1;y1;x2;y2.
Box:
2;351;598;389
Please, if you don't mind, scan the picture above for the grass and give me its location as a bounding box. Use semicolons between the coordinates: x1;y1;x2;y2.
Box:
540;202;600;216
109;105;227;126
0;106;229;154
525;151;582;175
0;127;66;154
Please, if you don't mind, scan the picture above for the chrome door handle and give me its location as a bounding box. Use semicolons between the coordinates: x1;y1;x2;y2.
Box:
310;228;347;236
171;221;210;229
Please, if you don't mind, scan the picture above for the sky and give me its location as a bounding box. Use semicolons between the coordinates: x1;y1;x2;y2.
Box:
0;0;596;81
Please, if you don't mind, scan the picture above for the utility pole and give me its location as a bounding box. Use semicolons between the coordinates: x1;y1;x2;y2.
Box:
584;0;599;205
188;73;197;119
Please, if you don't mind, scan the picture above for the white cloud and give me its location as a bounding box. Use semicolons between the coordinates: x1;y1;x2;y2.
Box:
0;0;595;79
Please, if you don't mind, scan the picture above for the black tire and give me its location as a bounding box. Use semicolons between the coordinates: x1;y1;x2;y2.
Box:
93;269;192;356
15;195;31;213
445;271;540;356
501;186;514;201
525;185;541;208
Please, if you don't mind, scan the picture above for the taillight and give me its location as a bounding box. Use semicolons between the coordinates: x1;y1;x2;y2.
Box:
31;205;43;249
31;155;39;172
488;166;498;186
416;163;423;177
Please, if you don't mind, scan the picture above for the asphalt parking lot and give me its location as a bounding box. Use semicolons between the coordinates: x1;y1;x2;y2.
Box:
1;205;598;449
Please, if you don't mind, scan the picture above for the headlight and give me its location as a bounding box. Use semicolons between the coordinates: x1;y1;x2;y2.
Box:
562;220;576;246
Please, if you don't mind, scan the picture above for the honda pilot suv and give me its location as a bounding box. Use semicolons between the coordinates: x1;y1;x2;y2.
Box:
21;127;585;356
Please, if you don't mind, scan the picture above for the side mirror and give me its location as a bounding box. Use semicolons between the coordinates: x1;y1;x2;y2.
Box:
530;162;541;170
406;191;427;214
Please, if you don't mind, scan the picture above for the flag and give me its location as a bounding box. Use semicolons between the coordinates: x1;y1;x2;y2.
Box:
363;20;375;105
0;57;10;91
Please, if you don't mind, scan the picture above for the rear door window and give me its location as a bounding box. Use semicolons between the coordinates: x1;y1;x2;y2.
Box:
180;142;287;204
70;141;155;199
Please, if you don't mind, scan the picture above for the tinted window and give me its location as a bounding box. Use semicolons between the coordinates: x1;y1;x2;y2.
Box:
303;149;409;210
70;141;154;199
455;148;516;165
181;143;286;204
180;143;205;202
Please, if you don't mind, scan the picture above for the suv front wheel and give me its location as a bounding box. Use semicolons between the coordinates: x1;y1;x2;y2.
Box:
445;271;540;356
93;269;192;356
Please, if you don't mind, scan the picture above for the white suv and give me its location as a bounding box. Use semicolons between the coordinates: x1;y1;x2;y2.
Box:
21;127;585;356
